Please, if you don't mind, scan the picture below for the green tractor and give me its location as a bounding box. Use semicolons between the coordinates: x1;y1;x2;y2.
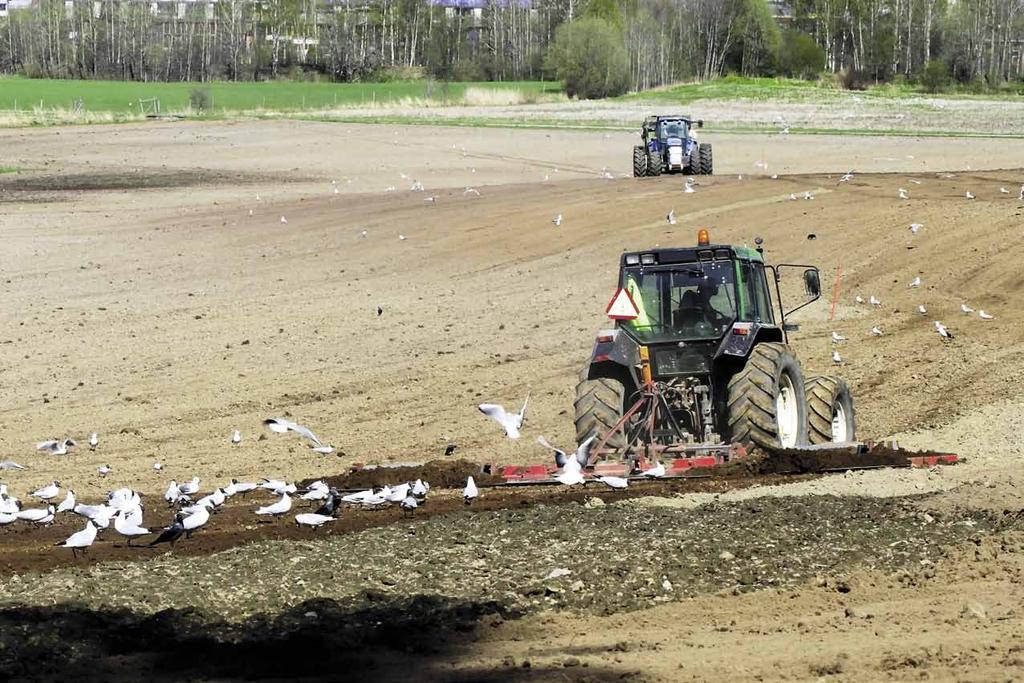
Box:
575;230;855;461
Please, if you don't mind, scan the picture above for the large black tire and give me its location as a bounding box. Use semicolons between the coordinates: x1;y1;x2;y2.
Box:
699;143;713;175
646;152;663;177
726;342;809;450
574;376;628;450
805;376;857;445
685;148;700;175
632;146;648;178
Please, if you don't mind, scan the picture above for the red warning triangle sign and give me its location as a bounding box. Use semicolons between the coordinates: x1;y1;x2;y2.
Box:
605;287;640;320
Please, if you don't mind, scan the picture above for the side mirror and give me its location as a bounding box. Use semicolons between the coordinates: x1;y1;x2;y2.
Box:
803;269;821;298
696;120;704;128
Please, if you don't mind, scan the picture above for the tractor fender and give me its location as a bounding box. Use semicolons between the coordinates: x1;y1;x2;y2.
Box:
587;329;641;369
715;322;784;359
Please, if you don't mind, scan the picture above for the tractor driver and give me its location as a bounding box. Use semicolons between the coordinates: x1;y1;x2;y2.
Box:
676;282;729;336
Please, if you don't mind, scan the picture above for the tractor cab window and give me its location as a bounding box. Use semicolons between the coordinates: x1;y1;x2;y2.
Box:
658;120;687;141
621;262;737;342
738;260;776;324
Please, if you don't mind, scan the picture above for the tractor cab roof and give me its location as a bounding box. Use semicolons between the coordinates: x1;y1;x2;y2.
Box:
620;243;763;268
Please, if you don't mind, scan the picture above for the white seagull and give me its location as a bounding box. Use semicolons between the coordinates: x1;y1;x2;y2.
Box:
181;505;211;535
231;430;241;445
684;179;696;193
56;520;98;557
30;481;60;501
478;395;529;439
295;513;336;528
89;433;99;449
965;191;975;200
832;350;843;365
0;460;26;470
16;505;55;524
598;475;629;490
537;435;596;470
978;310;994;320
552;214;562;227
898;188;909;199
400;496;418;515
114;510;150;546
641;462;666;478
909;223;923;234
869;295;881;306
56;489;76;514
263;418;330;451
831;331;846;343
917;304;927;315
935;321;953;339
259;479;297;495
960;303;975;314
178;477;201;496
666;209;676;225
1000;187;1010;194
463;476;479;504
871;327;884;336
909;276;921;288
98;464;112;476
164;480;181;504
36;439;76;456
855;295;865;304
256;493;293;518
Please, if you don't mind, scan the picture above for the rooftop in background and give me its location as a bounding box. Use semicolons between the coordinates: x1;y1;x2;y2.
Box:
428;0;530;7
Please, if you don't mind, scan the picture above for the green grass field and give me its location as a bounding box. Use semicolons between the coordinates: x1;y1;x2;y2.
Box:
0;77;559;113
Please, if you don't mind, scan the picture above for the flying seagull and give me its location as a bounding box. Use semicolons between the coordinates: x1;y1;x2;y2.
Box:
263;418;331;451
537;435;596;469
478;395;530;439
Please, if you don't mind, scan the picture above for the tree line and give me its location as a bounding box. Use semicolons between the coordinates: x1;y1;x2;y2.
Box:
0;0;1021;95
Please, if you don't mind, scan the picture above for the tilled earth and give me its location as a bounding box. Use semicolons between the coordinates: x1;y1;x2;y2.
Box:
0;493;1009;681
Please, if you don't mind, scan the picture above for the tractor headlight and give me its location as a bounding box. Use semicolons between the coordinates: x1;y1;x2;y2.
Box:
625;254;640;265
640;254;657;265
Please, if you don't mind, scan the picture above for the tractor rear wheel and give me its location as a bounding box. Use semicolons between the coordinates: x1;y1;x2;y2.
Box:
805;376;856;444
699;143;713;175
632;146;648;178
726;342;809;450
647;153;663;177
574;376;628;451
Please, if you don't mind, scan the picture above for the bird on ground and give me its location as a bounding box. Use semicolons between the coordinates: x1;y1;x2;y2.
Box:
256;493;293;518
978;310;994;320
910;223;923;234
163;480;180;505
148;514;186;548
463;476;479;504
295;513;336;528
56;489;76;514
36;439;75;456
789;193;797;201
107;488;141;512
310;445;335;455
232;430;241;445
400;496;418;516
0;512;16;525
641;462;666;478
537;435;596;470
74;503;114;529
153;462;163;471
898;188;909;199
478;395;530;439
98;464;112;476
411;479;430;501
909;276;921;288
598;475;629;490
444;443;457;456
180;505;210;536
871;327;884;336
684;179;696;193
57;520;98;557
114;510;150;546
555;466;586;486
89;433;98;450
224;479;258;497
839;172;854;183
965;191;975;200
0;460;26;470
259;479;297;495
360;230;368;238
961;303;975;314
1000;187;1010;194
0;495;19;515
301;482;330;501
869;295;881;306
16;505;55;525
804;191;814;200
666;209;676;225
832;350;843;365
552;214;562;227
855;296;865;304
831;331;846;343
280;216;287;224
178;477;200;496
935;321;953;339
1019;185;1024;201
385;483;411;503
30;481;60;501
423;196;437;203
195;488;226;509
464;187;480;196
917;304;927;315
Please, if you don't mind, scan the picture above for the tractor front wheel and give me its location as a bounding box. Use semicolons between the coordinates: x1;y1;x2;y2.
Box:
574;375;628;451
725;343;809;450
699;143;713;175
805;376;857;444
632;146;648;178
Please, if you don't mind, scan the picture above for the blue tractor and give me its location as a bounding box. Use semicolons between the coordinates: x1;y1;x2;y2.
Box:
633;115;713;177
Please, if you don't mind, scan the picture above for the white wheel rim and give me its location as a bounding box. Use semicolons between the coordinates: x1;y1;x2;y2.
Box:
776;373;799;448
831;402;849;443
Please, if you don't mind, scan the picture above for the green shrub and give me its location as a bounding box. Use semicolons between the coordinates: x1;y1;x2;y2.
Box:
545;17;630;99
777;31;825;80
188;88;211;112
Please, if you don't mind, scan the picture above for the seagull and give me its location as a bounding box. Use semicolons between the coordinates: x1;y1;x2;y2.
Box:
16;505;55;524
917;304;927;315
195;488;227;509
978;310;994;320
259;479;297;495
385;483;411;503
98;464;112;476
683;179;696;193
164;480;180;504
1000;187;1010;194
537;435;596;469
224;479;257;497
839;172;854;183
0;460;26;470
301;483;330;501
961;303;975;314
478;395;529;439
552;214;562;227
598;475;629;490
400;495;418;516
411;479;430;501
256;493;293;518
804;191;814;200
399;234;407;240
555;466;586;486
148;514;186;548
463;476;478;505
263;418;326;448
423;196;437;203
935;321;953;339
114;510;150;546
641;462;666;478
89;433;98;450
898;188;909;199
464;187;480;196
295;513;336;528
178;477;200;496
57;520;98;557
666;209;676;225
56;489;76;513
869;296;881;306
780;126;790;135
74;503;115;529
855;296;865;304
231;430;241;445
444;443;457;456
36;439;76;455
831;331;846;343
909;276;921;288
832;350;843;365
1019;185;1024;201
311;445;335;455
181;505;210;536
965;191;975;200
30;481;60;501
153;462;163;471
909;223;923;234
0;512;16;525
360;230;368;238
789;193;797;201
871;326;884;336
280;216;287;224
